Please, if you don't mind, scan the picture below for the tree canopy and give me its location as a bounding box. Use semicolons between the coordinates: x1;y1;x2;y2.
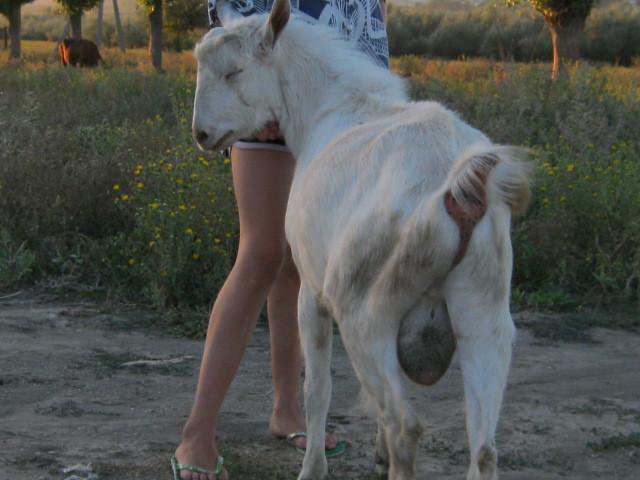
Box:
505;1;597;22
0;0;34;19
55;0;101;16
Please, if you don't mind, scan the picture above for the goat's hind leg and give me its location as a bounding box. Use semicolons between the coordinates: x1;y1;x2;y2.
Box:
297;286;333;480
374;420;390;478
445;288;515;480
341;321;421;480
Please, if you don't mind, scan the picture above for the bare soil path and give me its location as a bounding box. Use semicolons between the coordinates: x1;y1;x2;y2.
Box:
1;293;638;479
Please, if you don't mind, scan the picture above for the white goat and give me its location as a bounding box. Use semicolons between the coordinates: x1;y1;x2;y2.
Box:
192;1;531;479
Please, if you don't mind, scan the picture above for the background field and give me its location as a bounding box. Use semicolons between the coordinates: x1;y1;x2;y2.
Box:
1;40;639;327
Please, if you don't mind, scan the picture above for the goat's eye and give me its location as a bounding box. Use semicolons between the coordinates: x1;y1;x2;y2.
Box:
225;69;243;81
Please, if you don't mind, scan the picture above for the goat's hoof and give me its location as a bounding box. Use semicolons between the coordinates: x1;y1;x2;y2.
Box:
374;453;389;478
297;467;328;480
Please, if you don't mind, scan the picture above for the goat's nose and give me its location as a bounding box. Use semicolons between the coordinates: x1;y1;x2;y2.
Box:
195;130;209;143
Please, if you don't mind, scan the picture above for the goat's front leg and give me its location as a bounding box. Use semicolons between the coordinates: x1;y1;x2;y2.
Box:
298;285;333;480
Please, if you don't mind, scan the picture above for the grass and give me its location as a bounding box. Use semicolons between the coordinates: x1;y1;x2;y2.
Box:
587;432;640;452
1;42;639;335
3;40;199;76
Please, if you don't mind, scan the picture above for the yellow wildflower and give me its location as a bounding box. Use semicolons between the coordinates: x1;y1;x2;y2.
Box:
185;228;194;236
128;258;136;266
192;253;200;260
137;182;145;189
566;164;575;173
121;194;130;201
214;238;221;244
149;202;160;209
223;158;231;165
113;184;121;191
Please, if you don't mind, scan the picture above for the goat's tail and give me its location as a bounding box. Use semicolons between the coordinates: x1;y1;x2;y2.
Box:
447;145;532;218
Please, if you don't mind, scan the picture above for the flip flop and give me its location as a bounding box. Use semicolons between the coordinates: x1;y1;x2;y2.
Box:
285;432;349;458
171;455;226;479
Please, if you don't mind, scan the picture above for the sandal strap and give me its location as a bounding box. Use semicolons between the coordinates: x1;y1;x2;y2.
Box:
173;455;225;476
286;432;307;442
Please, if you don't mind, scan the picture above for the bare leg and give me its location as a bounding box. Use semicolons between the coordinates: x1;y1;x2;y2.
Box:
175;147;296;480
267;247;304;429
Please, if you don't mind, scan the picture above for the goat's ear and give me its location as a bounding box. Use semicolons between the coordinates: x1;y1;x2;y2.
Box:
261;0;290;49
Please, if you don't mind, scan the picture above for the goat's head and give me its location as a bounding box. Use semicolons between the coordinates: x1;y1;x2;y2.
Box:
192;0;291;150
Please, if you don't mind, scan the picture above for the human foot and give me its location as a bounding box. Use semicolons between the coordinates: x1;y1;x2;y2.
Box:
269;410;339;451
173;440;228;480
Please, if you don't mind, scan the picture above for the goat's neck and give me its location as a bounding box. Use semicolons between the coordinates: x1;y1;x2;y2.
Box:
273;46;400;168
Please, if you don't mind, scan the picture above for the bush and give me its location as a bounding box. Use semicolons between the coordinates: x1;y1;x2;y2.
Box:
387;0;640;64
112;144;237;307
0;230;36;289
0;65;237;308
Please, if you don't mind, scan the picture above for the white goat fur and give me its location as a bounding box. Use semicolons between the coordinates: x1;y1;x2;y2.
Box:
193;3;532;479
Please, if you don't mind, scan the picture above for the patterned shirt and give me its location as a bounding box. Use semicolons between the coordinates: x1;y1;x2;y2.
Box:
208;0;389;67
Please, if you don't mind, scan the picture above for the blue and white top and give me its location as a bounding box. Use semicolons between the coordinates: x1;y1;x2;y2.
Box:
208;0;389;67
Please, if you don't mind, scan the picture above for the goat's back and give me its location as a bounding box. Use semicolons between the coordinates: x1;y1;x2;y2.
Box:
286;101;494;320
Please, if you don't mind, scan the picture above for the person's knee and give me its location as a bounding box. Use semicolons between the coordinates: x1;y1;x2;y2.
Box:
237;239;287;286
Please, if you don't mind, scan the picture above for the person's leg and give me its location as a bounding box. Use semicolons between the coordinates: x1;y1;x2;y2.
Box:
267;247;304;431
175;146;296;480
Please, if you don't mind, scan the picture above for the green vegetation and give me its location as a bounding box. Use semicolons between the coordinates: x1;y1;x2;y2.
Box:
0;229;36;288
587;432;640;451
0;63;236;310
387;1;640;66
0;47;638;327
55;0;100;38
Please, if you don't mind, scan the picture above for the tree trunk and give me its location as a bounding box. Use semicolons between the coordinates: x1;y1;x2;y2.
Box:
149;0;163;71
2;27;8;50
112;0;125;52
70;11;82;39
96;1;104;47
8;0;21;59
545;15;587;81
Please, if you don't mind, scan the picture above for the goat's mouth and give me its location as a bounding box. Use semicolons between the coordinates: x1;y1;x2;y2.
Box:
197;130;235;151
210;130;235;151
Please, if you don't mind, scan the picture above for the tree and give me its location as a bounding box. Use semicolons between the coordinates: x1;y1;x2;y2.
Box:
56;0;101;39
112;0;125;51
95;0;103;46
0;0;34;59
507;1;598;79
139;0;163;70
165;0;206;51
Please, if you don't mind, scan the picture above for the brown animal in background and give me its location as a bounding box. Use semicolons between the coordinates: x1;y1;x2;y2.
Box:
59;38;102;67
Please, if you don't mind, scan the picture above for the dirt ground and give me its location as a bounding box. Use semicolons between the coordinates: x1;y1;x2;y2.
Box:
1;292;638;480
